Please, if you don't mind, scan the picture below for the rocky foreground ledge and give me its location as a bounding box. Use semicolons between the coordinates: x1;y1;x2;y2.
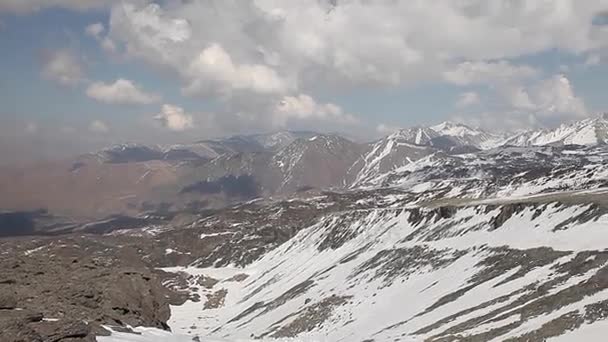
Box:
0;234;182;341
0;193;325;341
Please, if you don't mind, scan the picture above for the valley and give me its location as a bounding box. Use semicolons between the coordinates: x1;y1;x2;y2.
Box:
3;117;608;341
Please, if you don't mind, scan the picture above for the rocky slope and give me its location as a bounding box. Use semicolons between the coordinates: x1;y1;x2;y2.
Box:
0;133;354;218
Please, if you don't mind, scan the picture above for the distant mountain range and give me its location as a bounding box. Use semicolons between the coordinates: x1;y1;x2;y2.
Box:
2;115;608;218
95;114;608;165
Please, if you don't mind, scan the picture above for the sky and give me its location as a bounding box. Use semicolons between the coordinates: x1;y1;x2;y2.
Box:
2;0;608;161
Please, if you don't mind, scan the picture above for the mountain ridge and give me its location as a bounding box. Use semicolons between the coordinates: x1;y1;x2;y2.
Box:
3;115;608;219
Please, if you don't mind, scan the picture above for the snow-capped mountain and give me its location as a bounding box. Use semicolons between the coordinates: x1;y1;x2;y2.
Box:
16;142;604;341
271;134;363;192
249;131;317;151
385;122;502;150
430;121;504;149
359;144;608;195
175;134;364;199
348;132;435;187
347;122;503;187
7;115;608;219
502;114;608;147
388;126;440;146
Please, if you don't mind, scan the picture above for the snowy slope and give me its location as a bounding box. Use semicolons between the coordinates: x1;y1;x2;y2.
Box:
347;123;503;187
501;114;608;147
430;122;503;149
348;134;434;187
381;122;501;150
88;142;608;341
158;192;608;341
355;145;608;196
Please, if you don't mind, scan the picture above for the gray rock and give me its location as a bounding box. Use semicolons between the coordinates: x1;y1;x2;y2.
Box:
0;289;17;309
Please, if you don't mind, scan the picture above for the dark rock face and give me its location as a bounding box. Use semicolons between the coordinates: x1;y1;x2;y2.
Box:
162;149;205;161
0;211;40;237
104;145;164;164
0;309;97;342
490;203;527;229
181;174;260;199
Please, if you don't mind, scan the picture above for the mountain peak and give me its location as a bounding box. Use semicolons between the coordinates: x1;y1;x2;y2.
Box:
430;121;457;130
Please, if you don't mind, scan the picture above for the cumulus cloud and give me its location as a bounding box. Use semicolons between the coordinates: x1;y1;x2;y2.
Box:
85;22;117;53
89;120;109;133
100;0;608;133
85;22;104;39
41;49;85;86
273;94;358;126
108;3;191;66
525;75;587;120
86;79;160;105
184;43;289;97
154;104;194;131
455;74;587;130
496;75;587;121
108;1;608;88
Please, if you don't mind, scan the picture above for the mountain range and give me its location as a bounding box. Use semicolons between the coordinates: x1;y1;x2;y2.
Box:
2;115;608;219
3;114;608;341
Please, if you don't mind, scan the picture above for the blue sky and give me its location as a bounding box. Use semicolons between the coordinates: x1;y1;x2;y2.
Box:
2;0;608;158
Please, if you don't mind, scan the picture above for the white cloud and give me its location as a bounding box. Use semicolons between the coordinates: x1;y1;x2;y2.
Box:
108;3;191;66
456;92;481;107
41;49;84;86
86;79;160;105
376;123;400;135
108;1;608;88
89;120;109;133
85;22;117;53
85;22;105;39
184;43;289;97
528;75;587;119
100;37;117;53
102;0;608;133
457;74;588;130
273;94;357;126
499;75;587;120
154;104;194;131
